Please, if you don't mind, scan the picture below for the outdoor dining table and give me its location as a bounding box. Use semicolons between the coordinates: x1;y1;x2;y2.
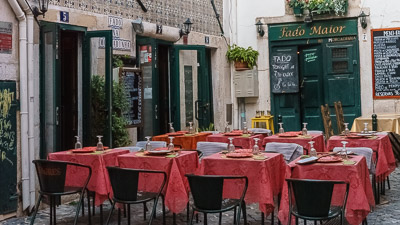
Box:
327;134;396;179
47;148;130;206
351;114;400;134
262;133;326;153
117;151;199;216
200;152;286;216
278;155;375;225
152;132;211;149
206;133;264;149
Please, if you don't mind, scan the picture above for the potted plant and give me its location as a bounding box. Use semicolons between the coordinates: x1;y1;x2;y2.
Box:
287;0;305;16
226;44;259;71
287;0;347;16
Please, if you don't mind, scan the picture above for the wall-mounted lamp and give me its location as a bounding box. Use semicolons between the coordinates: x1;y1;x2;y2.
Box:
179;18;193;37
359;11;369;29
27;0;49;18
304;12;313;24
132;18;144;34
255;20;265;37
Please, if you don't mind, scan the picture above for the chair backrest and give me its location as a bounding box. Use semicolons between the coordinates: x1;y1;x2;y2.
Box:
333;147;374;172
334;101;345;134
248;128;272;136
286;179;349;218
33;160;91;194
265;142;303;163
136;141;167;149
321;104;334;139
186;174;248;211
115;146;143;152
107;167;166;202
196;142;228;157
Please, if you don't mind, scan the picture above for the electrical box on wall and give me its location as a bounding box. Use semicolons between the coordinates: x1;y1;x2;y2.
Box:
233;69;259;98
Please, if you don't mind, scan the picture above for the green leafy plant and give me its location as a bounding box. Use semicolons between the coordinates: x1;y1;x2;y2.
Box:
198;123;215;132
287;0;305;8
226;44;259;68
91;75;131;147
287;0;347;16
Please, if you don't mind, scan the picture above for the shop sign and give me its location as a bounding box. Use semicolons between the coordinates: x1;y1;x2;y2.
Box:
99;37;131;51
108;16;123;28
100;16;131;51
0;22;12;54
268;19;357;41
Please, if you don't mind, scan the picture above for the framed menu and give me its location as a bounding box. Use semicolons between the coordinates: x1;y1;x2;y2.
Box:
120;67;143;127
372;28;400;98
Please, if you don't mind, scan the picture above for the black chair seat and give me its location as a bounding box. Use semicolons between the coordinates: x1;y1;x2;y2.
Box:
113;191;159;204
193;199;241;213
292;206;342;221
40;186;84;196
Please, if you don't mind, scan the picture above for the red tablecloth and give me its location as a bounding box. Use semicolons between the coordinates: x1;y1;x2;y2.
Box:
48;149;129;206
262;133;326;153
327;135;396;178
278;156;375;225
152;132;211;149
206;134;264;149
117;151;199;214
200;153;286;214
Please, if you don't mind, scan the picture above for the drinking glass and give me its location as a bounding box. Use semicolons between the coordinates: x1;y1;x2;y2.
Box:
168;137;175;154
225;121;230;133
278;123;284;134
341;141;348;160
74;136;82;149
363;123;369;134
302;123;308;136
344;123;350;135
168;122;175;133
252;138;260;155
227;138;235;153
243;121;248;134
96;135;104;151
309;141;317;157
145;136;152;151
188;122;194;134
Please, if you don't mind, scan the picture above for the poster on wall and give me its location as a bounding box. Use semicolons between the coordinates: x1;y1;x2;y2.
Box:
372;28;400;98
0;22;12;54
120;68;143;127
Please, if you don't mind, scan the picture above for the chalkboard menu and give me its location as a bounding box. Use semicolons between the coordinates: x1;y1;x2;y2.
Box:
372;28;400;98
120;68;142;127
270;47;299;93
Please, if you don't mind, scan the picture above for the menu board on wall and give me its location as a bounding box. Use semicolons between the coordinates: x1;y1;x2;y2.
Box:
270;47;299;93
372;28;400;98
120;68;142;127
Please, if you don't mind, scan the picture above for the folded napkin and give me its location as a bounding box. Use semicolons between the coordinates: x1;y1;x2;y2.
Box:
333;147;374;173
265;142;303;163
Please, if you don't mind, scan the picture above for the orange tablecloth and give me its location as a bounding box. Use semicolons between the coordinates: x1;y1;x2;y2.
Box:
48;149;129;206
327;135;396;178
200;153;286;214
262;133;326;153
117;151;199;214
206;134;264;149
278;156;375;225
152;132;211;149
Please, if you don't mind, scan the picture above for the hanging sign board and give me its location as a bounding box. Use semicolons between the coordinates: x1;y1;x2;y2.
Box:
270;47;299;93
372;28;400;98
120;68;143;127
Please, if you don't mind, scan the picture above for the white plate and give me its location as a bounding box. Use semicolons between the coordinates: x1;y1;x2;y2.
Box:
336;151;353;155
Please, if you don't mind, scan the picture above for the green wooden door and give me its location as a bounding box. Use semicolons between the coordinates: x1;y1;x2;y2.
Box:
324;40;360;132
82;30;113;147
299;45;324;131
170;45;212;131
0;81;18;214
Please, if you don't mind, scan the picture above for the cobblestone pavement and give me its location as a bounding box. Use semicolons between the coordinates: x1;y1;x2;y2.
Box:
2;168;399;225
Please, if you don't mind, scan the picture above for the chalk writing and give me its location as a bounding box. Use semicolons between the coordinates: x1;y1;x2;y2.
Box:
270;47;299;93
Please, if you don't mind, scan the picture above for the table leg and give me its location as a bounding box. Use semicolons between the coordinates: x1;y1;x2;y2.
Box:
100;204;103;225
173;213;176;225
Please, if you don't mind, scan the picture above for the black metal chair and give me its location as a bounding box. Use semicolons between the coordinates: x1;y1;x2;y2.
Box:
106;167;167;225
286;179;350;225
186;174;248;225
30;160;92;225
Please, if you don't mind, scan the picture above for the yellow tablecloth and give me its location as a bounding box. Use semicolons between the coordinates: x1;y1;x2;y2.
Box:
351;114;400;134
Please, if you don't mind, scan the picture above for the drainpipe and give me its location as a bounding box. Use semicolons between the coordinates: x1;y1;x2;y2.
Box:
7;0;30;210
17;0;36;210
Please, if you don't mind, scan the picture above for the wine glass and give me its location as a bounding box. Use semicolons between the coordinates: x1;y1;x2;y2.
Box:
243;121;248;134
225;121;230;133
169;122;175;133
96;135;104;151
341;141;348;160
344;123;350;135
363;123;369;134
302;123;308;136
74;136;82;149
278;123;284;134
188;122;194;134
252;138;260;155
168;137;175;154
309;141;316;157
227;138;235;153
145;136;152;151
